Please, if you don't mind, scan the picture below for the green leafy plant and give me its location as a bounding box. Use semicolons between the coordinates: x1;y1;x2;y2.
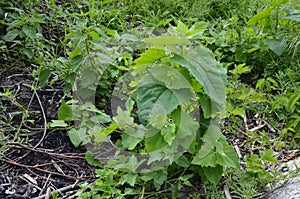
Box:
284;91;300;147
243;149;279;184
67;22;240;190
226;169;263;199
2;0;299;198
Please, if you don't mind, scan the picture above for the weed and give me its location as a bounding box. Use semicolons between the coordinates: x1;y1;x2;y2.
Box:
1;0;300;198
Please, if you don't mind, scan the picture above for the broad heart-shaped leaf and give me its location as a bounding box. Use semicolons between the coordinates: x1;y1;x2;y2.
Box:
192;135;240;169
122;133;143;150
145;129;167;153
69;127;86;148
58;99;73;121
191;144;215;167
264;39;286;56
169;46;226;111
192;122;227;166
38;68;51;87
136;76;194;125
151;65;191;89
122;125;146;150
202;165;223;185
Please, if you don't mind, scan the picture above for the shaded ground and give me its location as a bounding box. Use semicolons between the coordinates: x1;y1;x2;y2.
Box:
0;67;95;198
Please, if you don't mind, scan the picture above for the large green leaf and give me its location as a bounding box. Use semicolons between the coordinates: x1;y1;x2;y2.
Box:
144;36;191;47
191;148;215;167
38;68;51;87
205;121;222;140
122;125;146;150
148;114;168;129
145;110;198;162
202;165;223;185
265;39;286;56
170;109;198;148
58;99;73;121
215;138;240;169
145;130;167;152
151;65;191;89
247;7;272;25
69;127;86;148
192;123;227;167
169;46;226;110
192;135;240;169
122;133;143;150
136;77;194;125
132;48;166;68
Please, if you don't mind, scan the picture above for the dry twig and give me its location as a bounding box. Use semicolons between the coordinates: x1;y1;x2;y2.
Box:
32;90;47;149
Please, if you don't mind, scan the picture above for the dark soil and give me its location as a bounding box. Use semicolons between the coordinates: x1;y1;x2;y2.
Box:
0;66;95;198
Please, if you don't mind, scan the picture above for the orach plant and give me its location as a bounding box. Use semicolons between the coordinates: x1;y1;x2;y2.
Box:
63;23;240;186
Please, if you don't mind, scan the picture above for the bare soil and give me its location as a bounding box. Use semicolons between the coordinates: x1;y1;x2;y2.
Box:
0;66;95;198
